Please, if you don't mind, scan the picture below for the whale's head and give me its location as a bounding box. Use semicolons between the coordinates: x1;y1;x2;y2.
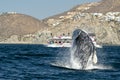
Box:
72;29;91;46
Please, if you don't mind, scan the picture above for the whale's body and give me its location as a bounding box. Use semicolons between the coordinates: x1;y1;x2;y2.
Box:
71;29;97;69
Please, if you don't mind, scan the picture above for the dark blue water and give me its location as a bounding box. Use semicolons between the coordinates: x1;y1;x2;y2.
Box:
0;44;120;80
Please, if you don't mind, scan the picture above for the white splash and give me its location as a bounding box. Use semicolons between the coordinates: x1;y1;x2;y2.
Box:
68;46;95;70
52;47;112;70
51;41;112;70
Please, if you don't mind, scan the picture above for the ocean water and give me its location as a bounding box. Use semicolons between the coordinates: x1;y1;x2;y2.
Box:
0;44;120;80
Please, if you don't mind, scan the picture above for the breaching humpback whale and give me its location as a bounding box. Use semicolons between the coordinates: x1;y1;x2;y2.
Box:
71;29;97;69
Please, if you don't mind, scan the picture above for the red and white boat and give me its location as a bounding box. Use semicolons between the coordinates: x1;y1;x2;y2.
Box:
47;36;72;47
47;33;102;48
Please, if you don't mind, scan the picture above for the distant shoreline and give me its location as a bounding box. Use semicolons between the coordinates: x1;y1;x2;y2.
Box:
0;43;120;47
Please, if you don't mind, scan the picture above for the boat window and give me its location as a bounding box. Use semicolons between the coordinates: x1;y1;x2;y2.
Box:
54;40;57;43
67;41;70;43
50;41;54;44
59;41;61;43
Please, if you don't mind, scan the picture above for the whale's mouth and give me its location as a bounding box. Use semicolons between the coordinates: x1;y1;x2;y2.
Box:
71;29;96;69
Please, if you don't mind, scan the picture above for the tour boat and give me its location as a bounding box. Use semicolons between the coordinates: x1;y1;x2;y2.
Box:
47;33;102;48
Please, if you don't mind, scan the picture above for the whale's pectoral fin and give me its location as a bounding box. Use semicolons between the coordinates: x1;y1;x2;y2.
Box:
93;51;97;64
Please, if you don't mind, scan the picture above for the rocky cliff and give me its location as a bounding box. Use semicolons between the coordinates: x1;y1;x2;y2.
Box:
43;0;120;45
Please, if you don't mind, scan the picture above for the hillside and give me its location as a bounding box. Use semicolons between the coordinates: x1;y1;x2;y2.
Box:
44;0;120;20
0;0;120;45
0;12;48;41
43;0;120;45
84;0;120;13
